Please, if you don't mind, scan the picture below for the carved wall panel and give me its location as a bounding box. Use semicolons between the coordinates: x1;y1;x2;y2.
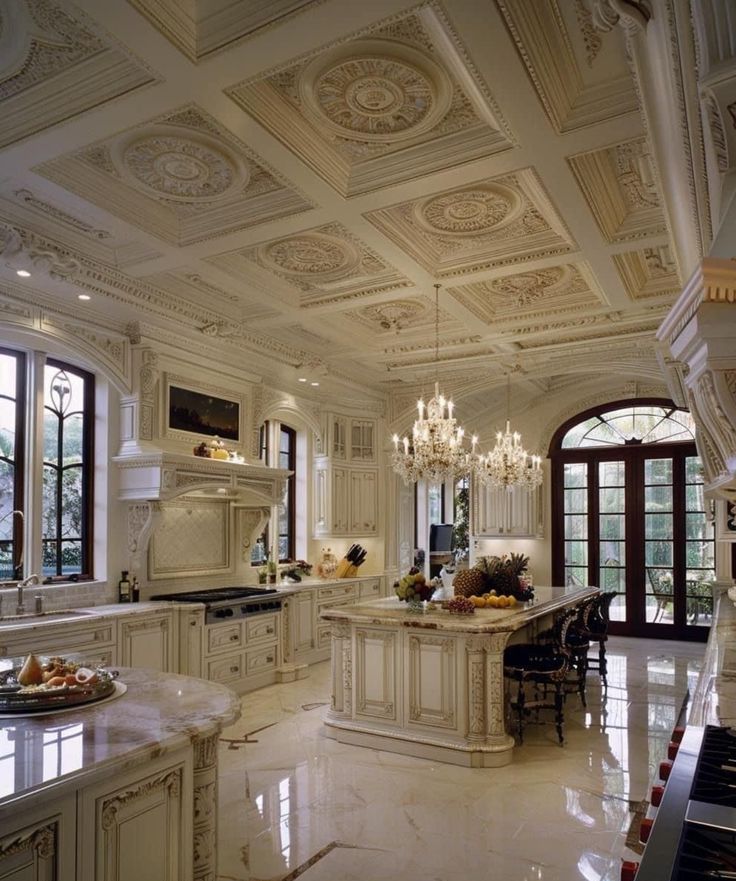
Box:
365;169;574;277
225;7;513;195
150;499;230;579
354;628;397;720
35;105;311;245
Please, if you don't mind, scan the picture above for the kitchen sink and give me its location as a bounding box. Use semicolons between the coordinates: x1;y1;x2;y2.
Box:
0;610;96;626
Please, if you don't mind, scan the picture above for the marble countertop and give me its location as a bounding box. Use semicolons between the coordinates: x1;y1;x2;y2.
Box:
319;585;599;633
688;588;736;727
0;667;241;820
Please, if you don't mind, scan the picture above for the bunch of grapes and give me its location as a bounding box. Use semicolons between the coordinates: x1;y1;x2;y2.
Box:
516;585;535;602
395;567;434;602
447;596;475;615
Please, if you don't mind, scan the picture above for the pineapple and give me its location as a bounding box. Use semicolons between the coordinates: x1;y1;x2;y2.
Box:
453;568;487;598
489;553;529;595
473;555;503;582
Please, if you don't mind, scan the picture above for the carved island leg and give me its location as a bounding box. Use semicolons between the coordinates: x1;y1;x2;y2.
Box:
465;637;487;743
193;733;219;881
328;622;351;721
486;633;515;751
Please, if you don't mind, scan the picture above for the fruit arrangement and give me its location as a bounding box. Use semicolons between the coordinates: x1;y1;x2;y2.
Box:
453;554;533;601
469;592;518;609
14;654;99;691
446;596;475;615
394;567;434;603
0;654;116;714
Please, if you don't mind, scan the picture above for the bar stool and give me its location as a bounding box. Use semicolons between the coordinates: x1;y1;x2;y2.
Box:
579;592;616;686
504;608;577;745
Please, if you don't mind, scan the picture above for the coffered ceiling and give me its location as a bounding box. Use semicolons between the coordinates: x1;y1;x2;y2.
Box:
0;0;680;427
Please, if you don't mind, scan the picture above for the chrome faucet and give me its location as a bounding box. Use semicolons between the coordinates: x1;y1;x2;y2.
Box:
16;574;39;616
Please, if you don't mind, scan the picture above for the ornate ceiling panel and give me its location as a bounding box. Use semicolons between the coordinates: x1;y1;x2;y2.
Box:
206;222;411;306
0;0;155;148
446;263;605;325
34;105;312;245
343;295;465;338
567;137;667;243
613;245;682;301
495;0;637;132
128;0;319;61
366;169;574;277
225;6;514;195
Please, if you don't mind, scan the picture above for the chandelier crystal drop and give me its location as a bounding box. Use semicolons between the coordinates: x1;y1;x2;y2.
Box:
391;284;479;485
475;376;543;491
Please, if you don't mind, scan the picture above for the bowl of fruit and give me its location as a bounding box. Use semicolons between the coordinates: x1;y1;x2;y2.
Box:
394;568;434;609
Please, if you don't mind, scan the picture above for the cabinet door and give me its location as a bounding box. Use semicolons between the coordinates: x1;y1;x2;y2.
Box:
350;420;375;461
331;416;347;459
118;614;173;672
0;797;75;881
332;467;349;534
292;591;315;657
474;484;540;538
78;753;191;881
350;470;377;534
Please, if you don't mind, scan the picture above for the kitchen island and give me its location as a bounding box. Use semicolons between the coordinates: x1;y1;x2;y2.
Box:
320;585;598;767
0;667;240;881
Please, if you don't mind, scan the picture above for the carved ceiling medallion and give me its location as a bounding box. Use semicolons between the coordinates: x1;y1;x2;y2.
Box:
260;232;361;278
359;300;425;331
492;266;569;306
415;185;522;237
298;40;452;143
116;127;243;202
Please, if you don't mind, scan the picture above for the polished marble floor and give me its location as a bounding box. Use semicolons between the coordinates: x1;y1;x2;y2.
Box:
216;636;703;881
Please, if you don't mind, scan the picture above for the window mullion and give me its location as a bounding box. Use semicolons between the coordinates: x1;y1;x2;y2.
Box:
589;459;600;588
25;352;46;579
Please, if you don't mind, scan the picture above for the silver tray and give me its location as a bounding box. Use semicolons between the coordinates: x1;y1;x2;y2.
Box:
0;661;118;714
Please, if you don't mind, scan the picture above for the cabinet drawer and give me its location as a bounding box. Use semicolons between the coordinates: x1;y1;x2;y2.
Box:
245;645;277;676
207;652;244;683
244;613;278;645
359;578;381;599
207;623;243;654
317;584;356;601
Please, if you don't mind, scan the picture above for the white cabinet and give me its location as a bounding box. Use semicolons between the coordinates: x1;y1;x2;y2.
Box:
473;483;542;538
0;620;117;665
202;611;280;694
0;796;75;881
292;591;316;658
117;613;174;672
77;752;191;881
313;463;378;537
350;421;375;462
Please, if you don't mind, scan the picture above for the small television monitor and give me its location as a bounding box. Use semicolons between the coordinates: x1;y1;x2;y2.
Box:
430;523;453;553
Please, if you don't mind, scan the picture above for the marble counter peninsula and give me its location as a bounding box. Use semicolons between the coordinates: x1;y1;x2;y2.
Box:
0;667;240;881
320;585;598;767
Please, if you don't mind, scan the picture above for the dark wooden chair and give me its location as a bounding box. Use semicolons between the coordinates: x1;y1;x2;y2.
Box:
504;608;578;745
577;591;616;686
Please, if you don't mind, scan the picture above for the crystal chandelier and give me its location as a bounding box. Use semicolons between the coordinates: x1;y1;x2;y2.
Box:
391;285;478;485
475;375;543;491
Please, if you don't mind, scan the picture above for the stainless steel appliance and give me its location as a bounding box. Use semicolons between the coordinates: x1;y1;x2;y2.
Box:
150;586;281;624
637;724;736;881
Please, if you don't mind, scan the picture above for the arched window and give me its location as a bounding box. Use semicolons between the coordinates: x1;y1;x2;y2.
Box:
0;348;94;581
551;399;713;641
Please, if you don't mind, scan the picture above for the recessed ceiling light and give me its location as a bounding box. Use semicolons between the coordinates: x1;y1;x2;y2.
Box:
298;377;307;383
311;381;319;387
16;269;30;278
78;294;91;301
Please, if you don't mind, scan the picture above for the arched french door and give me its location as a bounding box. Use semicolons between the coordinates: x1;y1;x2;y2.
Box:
550;400;715;641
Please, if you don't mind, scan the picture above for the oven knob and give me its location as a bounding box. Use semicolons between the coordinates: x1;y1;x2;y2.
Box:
650;785;664;807
639;817;653;844
658;760;672;781
667;741;679;760
215;608;233;618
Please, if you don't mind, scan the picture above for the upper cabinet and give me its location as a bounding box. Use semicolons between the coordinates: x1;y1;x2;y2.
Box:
473;482;543;539
327;414;375;463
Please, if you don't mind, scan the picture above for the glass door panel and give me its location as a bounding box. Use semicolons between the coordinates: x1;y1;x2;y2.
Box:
599;461;626;621
644;457;674;624
563;463;587;588
684;456;715;627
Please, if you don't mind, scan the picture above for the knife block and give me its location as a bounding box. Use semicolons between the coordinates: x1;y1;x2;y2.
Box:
334;559;359;578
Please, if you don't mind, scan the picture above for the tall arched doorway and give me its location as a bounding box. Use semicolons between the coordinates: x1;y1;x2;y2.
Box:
550;400;714;641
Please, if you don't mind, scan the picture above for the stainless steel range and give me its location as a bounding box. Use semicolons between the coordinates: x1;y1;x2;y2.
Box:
150;586;281;624
636;724;736;881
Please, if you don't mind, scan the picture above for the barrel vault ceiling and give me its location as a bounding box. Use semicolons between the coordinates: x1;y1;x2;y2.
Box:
0;0;679;421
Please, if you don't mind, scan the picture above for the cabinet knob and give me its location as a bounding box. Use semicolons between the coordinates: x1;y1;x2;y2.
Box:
230;666;239;673
266;656;274;663
266;627;274;634
229;634;239;641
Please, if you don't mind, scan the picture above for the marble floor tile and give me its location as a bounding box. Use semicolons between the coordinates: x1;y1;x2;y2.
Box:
217;636;703;881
